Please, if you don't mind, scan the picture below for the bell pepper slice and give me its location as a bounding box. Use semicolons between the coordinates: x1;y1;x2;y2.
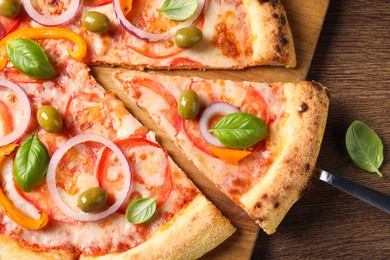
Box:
121;0;133;16
209;145;252;164
0;27;87;70
0;144;49;230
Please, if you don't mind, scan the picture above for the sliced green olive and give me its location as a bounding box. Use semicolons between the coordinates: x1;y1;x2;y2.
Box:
82;11;110;33
37;106;63;133
0;0;21;18
174;27;203;49
77;187;108;213
178;89;200;119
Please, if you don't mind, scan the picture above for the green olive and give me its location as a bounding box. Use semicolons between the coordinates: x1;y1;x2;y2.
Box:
0;0;21;18
178;89;200;119
82;11;110;33
37;106;63;133
77;187;108;213
174;27;203;49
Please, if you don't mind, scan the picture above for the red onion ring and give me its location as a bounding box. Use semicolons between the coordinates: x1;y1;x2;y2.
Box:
199;102;239;147
46;133;132;222
0;79;31;147
113;0;206;41
22;0;81;26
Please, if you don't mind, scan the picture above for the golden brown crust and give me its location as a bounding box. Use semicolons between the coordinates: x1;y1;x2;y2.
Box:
0;195;234;259
81;194;235;259
243;0;297;67
240;81;329;234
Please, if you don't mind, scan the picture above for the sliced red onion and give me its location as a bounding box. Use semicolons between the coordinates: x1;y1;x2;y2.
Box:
22;0;81;26
199;102;239;147
46;133;132;222
113;0;205;41
0;79;31;147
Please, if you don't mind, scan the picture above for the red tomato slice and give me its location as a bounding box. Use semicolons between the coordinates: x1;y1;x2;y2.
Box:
0;100;14;137
168;57;204;68
85;0;112;7
96;137;172;213
184;82;270;155
128;77;181;133
0;24;4;40
0;16;19;38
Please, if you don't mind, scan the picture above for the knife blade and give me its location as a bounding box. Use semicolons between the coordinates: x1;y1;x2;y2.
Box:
316;169;390;214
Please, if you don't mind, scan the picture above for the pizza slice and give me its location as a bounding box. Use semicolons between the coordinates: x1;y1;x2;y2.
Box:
1;0;295;69
112;70;330;234
0;37;234;258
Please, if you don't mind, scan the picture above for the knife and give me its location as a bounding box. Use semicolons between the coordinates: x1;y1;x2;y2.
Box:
315;169;390;214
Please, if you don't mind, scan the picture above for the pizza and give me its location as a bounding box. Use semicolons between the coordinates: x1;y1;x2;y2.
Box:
0;39;234;258
111;71;330;234
0;0;296;69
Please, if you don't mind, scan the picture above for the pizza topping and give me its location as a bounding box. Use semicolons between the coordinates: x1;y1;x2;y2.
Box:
210;112;268;149
209;145;251;165
178;89;200;119
46;133;131;221
13;133;49;192
174;27;203;49
158;0;198;21
0;27;87;70
199;102;239;148
0;0;21;18
0;79;31;147
37;106;63;133
82;11;111;33
22;0;81;26
113;0;205;41
213;23;240;59
77;187;108;212
126;197;157;224
6;39;57;79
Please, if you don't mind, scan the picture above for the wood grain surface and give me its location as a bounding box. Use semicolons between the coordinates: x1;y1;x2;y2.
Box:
91;0;329;259
252;0;390;259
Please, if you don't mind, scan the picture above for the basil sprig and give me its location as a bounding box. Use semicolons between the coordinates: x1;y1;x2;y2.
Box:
210;112;268;149
13;133;49;192
346;120;384;177
6;39;56;80
158;0;198;21
126;198;157;224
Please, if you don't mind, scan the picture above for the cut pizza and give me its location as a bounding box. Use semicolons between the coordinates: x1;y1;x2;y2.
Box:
112;71;330;234
0;0;296;69
0;38;234;258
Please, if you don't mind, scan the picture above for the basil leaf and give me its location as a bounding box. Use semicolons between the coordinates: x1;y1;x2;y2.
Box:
13;133;49;192
158;0;198;21
346;120;384;177
6;39;56;80
126;198;157;224
210;112;268;149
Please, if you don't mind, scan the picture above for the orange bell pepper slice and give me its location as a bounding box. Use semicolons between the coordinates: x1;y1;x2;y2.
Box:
0;27;87;70
121;0;133;16
0;144;49;230
209;145;252;164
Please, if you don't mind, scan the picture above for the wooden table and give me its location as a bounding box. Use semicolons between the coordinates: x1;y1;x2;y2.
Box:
252;0;390;258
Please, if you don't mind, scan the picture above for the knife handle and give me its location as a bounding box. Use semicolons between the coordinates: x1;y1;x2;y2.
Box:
319;170;390;214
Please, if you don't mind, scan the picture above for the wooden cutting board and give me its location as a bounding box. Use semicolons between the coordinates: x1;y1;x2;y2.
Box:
91;0;330;258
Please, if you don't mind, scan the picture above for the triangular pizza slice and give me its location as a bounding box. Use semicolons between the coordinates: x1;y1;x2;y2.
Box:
112;70;329;234
0;38;234;258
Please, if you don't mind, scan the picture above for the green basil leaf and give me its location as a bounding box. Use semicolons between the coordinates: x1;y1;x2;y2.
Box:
13;133;49;192
209;112;268;149
126;198;157;224
346;120;384;177
6;39;56;80
158;0;198;21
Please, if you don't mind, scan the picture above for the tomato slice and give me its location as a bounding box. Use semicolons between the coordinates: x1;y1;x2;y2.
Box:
0;100;14;138
96;137;172;213
168;57;204;68
0;16;19;39
85;0;112;7
127;77;181;133
184;81;270;155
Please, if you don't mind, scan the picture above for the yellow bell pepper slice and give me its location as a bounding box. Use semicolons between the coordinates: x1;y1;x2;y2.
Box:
0;27;87;70
209;145;252;164
0;144;49;230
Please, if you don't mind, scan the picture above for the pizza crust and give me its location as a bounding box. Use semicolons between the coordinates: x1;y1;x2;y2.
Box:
240;81;329;234
243;0;296;67
0;194;234;259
